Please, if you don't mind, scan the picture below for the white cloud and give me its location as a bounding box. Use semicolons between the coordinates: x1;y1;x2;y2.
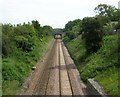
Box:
1;0;119;28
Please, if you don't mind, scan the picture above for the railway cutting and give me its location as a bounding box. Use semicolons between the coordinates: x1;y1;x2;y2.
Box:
20;37;85;96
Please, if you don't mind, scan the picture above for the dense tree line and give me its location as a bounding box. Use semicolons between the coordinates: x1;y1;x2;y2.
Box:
64;4;120;54
2;20;53;57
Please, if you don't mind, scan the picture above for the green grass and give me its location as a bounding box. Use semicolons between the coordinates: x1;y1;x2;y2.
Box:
3;80;20;95
64;36;86;66
64;34;119;96
2;36;53;95
95;67;118;96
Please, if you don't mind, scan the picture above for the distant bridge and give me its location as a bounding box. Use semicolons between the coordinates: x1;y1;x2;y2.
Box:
53;32;65;39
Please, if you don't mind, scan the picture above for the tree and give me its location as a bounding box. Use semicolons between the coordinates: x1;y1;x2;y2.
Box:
95;15;113;35
32;20;41;31
82;17;103;53
95;15;110;26
31;20;42;37
41;25;53;36
94;4;119;21
64;19;81;31
64;19;82;39
112;9;120;21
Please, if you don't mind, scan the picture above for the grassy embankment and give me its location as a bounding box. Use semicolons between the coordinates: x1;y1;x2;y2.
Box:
64;34;119;96
2;36;53;95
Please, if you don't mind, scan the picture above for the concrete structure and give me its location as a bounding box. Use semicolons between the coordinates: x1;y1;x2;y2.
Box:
87;79;108;97
118;1;120;9
53;32;65;39
54;34;62;39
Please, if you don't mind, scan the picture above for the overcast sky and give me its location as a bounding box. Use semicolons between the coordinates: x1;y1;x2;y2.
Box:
0;0;119;28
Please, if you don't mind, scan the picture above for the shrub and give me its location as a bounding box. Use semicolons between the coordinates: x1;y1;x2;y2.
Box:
15;36;34;52
2;24;14;57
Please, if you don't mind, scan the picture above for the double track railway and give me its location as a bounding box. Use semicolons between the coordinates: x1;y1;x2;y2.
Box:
20;39;85;96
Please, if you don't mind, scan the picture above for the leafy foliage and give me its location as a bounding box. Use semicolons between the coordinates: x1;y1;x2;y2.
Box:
102;23;113;35
15;35;34;52
42;25;53;36
32;20;41;32
14;24;36;52
95;15;110;26
2;24;14;57
2;21;53;57
82;17;103;53
115;20;120;30
64;19;82;39
94;4;119;21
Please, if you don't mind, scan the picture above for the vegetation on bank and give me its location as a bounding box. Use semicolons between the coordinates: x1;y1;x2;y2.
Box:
2;20;53;95
63;4;119;96
64;33;119;96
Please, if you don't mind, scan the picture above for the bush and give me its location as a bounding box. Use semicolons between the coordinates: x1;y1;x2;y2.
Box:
2;24;14;57
15;36;34;52
102;23;113;35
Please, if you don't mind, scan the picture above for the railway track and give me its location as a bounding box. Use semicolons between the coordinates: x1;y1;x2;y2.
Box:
20;39;85;96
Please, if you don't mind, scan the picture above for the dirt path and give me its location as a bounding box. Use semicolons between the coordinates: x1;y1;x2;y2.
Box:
20;39;86;96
